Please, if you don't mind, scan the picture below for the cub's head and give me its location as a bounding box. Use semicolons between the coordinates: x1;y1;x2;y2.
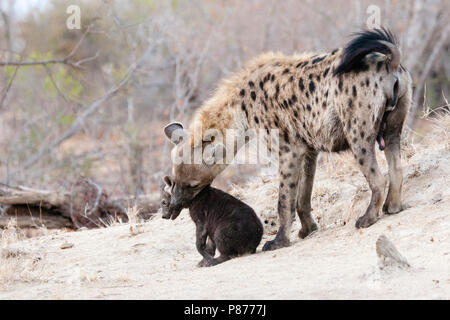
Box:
160;176;173;219
163;122;226;219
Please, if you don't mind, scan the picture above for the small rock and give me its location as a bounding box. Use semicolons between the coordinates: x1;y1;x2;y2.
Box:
376;235;410;270
60;242;74;249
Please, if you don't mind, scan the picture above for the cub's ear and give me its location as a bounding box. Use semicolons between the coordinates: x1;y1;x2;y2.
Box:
162;176;174;194
164;122;185;145
163;175;173;187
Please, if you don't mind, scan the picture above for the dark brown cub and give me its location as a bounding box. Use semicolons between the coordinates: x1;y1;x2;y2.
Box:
160;176;263;267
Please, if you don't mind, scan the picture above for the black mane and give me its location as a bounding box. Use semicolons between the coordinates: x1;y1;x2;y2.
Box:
334;27;399;76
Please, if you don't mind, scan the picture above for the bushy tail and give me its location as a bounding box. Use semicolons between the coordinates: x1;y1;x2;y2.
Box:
333;27;401;76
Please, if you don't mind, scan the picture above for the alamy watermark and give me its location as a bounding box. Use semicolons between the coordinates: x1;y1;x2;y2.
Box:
169;127;280;167
66;5;81;30
366;5;381;29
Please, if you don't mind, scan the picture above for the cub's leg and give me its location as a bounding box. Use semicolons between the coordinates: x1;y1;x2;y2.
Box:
297;149;319;239
198;254;231;267
210;255;232;266
262;142;301;251
195;223;214;267
205;238;216;257
383;92;410;214
201;226;238;267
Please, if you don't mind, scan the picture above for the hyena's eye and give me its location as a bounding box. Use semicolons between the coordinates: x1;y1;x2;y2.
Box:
189;181;200;188
161;200;168;206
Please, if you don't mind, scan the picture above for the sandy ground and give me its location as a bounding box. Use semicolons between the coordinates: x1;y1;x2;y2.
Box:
0;125;449;299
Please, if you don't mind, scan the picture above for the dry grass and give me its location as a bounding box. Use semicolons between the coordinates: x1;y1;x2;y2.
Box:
71;205;145;241
0;219;46;287
421;100;450;150
126;205;141;225
109;206;146;237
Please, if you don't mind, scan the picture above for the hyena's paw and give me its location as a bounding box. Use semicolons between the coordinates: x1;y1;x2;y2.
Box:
383;202;402;215
262;237;290;252
298;222;318;239
355;214;379;229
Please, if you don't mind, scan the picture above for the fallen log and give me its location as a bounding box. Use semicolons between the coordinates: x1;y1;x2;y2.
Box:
0;184;68;208
2;205;72;229
0;179;129;230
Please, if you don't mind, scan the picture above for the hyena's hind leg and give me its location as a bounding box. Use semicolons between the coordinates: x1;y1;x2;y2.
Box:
347;128;386;228
383;92;410;214
355;146;386;228
297;150;319;239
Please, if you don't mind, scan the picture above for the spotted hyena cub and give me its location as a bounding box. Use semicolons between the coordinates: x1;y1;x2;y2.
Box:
160;176;263;267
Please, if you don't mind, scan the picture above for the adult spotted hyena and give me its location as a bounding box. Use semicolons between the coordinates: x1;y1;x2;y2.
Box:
164;28;412;251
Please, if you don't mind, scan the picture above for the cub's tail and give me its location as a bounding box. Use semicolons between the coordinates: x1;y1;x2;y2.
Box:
333;27;401;76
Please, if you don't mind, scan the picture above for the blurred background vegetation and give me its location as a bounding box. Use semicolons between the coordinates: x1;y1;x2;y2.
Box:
0;0;448;198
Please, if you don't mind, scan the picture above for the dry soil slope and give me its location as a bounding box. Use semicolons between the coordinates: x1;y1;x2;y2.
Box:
0;130;449;299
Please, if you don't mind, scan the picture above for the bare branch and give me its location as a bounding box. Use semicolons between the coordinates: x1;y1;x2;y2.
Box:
43;64;71;105
19;58;139;171
0;55;98;69
0;24;98;70
66;23;94;60
0;61;20;109
71;51;100;67
86;178;102;215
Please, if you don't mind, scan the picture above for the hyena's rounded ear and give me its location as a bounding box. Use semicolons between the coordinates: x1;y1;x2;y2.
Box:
164;122;185;145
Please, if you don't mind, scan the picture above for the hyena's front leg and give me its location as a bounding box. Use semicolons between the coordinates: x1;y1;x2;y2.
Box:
297;150;319;239
383;93;410;214
262;144;300;251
